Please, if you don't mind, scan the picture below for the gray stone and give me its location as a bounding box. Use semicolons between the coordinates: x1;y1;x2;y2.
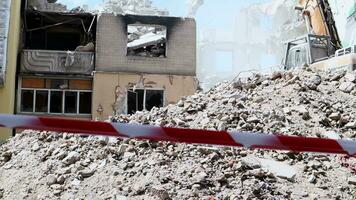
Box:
46;174;57;186
344;73;356;83
345;121;356;129
246;116;260;123
241;156;261;169
348;177;356;185
294;106;310;120
149;186;170;200
339;82;355;93
259;159;297;181
78;169;96;178
328;113;340;121
50;184;63;191
308;175;316;184
351;90;356;96
123;152;136;159
117;144;129;155
115;195;128;200
323;131;341;140
271;71;283;80
31;143;40;152
56;175;66;185
173;118;185;126
217;122;226;131
62;152;80;165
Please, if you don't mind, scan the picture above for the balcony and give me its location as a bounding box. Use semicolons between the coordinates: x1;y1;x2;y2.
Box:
21;50;94;75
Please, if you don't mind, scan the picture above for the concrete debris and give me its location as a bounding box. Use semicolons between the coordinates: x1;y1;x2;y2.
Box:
0;68;355;199
323;131;341;140
260;158;297;181
339;82;356;93
102;0;169;16
28;0;67;12
348;177;356;185
344;73;356;83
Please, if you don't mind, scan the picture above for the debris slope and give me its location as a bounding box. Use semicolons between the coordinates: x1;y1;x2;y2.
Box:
1;68;356;200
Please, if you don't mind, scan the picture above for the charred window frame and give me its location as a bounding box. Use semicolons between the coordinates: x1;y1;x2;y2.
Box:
127;88;164;114
127;24;167;58
18;77;92;116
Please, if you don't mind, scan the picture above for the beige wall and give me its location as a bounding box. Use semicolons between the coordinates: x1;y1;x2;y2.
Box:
92;72;197;120
0;0;21;141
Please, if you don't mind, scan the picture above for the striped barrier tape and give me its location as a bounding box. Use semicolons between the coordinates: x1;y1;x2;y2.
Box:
0;114;355;157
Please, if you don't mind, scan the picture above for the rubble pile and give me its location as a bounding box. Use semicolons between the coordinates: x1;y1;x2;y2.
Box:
1;68;356;199
101;0;169;16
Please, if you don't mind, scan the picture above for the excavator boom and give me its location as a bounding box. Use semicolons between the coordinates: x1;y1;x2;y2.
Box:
297;0;342;49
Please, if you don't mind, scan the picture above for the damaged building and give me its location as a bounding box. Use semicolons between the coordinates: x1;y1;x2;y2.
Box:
94;14;197;120
18;5;97;118
3;0;197;129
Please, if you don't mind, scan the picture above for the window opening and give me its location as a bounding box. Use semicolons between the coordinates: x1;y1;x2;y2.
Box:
127;90;138;114
64;91;78;114
145;90;164;111
21;90;34;112
79;92;92;114
20;78;92;115
127;24;167;57
127;89;164;114
50;91;63;113
35;90;49;113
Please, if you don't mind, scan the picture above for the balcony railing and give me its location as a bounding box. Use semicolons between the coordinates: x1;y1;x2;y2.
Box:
21;50;94;75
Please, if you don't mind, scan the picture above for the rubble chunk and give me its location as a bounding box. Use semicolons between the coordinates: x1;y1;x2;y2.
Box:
339;82;355;93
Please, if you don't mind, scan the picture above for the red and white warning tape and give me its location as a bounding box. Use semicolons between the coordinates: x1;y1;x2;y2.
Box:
0;114;355;157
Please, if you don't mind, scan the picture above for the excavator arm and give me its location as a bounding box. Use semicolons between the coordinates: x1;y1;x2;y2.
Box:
297;0;342;49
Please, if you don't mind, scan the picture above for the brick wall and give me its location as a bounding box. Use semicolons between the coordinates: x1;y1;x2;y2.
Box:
96;14;196;76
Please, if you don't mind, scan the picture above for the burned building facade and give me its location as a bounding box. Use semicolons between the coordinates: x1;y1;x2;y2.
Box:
94;14;197;120
17;8;96;119
14;2;197;122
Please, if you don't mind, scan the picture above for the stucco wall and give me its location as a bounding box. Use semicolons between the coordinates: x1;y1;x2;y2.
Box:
92;72;197;120
95;14;196;76
0;0;21;141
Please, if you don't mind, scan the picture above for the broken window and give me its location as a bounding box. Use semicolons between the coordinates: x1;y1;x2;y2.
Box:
19;77;92;115
127;89;164;114
127;24;167;58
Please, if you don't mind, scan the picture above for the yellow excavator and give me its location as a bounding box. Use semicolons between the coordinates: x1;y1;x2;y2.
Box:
284;0;356;71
